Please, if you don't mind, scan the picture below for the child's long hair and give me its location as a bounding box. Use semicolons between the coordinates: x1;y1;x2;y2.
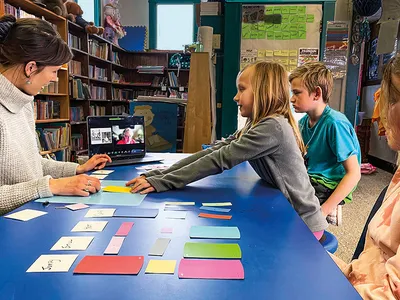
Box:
239;61;306;156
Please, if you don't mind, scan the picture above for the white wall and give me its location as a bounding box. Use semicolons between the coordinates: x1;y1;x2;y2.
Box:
119;0;149;27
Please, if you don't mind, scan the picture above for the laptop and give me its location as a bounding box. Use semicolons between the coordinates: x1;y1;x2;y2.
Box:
87;115;163;166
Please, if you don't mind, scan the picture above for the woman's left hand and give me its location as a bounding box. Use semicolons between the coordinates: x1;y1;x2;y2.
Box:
76;154;112;174
126;176;155;194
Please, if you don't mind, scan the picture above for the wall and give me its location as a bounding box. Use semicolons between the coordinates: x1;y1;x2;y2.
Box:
119;0;149;27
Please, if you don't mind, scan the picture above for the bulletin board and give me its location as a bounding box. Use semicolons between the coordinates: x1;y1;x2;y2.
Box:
240;4;323;72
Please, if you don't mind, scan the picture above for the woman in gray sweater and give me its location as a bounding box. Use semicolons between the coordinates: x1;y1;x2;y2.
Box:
0;15;111;215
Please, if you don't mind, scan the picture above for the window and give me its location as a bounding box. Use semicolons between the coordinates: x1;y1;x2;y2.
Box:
156;4;194;50
76;0;101;26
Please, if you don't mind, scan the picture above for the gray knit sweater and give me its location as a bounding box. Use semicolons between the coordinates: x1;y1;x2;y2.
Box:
145;116;328;232
0;74;78;215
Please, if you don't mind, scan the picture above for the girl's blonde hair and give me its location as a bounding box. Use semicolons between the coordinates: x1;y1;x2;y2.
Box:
239;61;306;155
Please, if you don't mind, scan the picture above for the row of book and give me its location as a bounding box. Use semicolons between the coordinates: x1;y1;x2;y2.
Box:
40;79;59;94
36;124;70;151
112;88;132;101
168;71;180;87
89;65;107;81
70;106;85;122
34;100;60;120
90;85;107;100
89;105;106;116
71;134;84;151
68;33;82;50
5;4;35;18
89;40;109;60
111;51;120;64
112;105;128;115
137;66;165;74
69;60;82;76
70;79;91;99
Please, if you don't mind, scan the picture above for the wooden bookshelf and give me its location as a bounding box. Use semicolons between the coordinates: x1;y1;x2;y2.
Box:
35;118;70;124
40;146;69;156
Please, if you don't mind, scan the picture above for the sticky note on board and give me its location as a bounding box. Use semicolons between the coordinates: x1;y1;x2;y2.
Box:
103;186;131;193
290;58;298;65
298;6;306;14
273;50;282;56
258;23;266;31
145;260;176;274
250;31;258;39
280;50;289;56
73;256;144;275
297;15;307;23
290;31;299;39
267;31;275;40
281;6;290;14
278;58;289;65
289;24;298;31
289;15;297;23
183;242;242;259
273;24;281;31
298;24;307;32
189;226;241;239
289;50;298;57
274;32;283;40
257;31;266;39
265;23;274;31
289;6;297;14
265;50;274;56
281;23;290;31
265;6;273;15
299;31;307;39
273;6;281;14
282;32;291;40
242;28;251;39
307;14;315;23
178;259;244;280
282;15;289;24
257;50;266;57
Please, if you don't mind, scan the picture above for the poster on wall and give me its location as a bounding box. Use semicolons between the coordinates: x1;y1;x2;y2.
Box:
298;48;319;66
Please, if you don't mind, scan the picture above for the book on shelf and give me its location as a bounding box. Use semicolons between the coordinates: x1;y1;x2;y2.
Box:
168;72;180;87
5;4;35;18
68;33;82;49
112;105;128;115
89;39;109;60
71;133;84;151
40;78;59;94
36;123;70;151
34;99;61;120
112;88;132;100
137;66;165;74
90;85;107;100
111;51;120;64
89;65;107;80
89;105;106;116
69;60;82;75
112;71;125;83
70;79;91;99
70;106;85;122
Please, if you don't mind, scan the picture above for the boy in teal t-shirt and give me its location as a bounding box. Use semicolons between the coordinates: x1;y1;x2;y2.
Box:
289;62;361;226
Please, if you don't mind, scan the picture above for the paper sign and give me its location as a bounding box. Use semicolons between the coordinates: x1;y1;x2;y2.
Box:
104;236;125;255
65;203;89;211
149;238;171;256
4;209;47;221
161;227;173;234
84;208;115;218
298;48;319;66
189;226;241;239
74;256;144;275
114;208;159;218
178;259;244;280
51;236;94;251
164;202;195;206
202;202;232;207
71;221;108;232
145;260;176;274
306;14;315;23
92;170;114;175
103;186;131;193
200;206;231;213
27;255;78;273
90;174;107;180
183;242;242;259
165;211;187;219
199;213;232;220
115;222;134;236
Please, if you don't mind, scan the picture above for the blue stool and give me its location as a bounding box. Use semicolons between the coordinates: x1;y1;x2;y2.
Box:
321;231;338;254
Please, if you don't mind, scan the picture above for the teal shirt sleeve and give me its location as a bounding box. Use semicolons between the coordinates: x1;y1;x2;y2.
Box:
328;121;360;163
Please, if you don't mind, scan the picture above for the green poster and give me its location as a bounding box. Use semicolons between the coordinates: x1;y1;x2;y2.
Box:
265;7;273;15
289;6;298;14
297;15;307;23
281;6;290;14
282;32;291;40
289;15;297;23
274;32;283;40
298;31;306;39
306;14;315;23
298;6;306;14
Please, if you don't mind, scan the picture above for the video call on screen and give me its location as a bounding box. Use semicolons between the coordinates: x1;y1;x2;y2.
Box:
88;116;145;157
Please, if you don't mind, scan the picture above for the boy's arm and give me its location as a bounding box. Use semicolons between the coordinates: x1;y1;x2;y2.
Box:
321;155;361;216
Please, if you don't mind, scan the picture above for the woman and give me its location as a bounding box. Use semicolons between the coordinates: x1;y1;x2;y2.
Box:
117;128;136;145
332;56;400;298
0;15;111;215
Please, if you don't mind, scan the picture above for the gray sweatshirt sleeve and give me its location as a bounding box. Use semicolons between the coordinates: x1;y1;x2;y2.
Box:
41;157;78;178
144;134;237;178
146;122;279;192
0;175;53;215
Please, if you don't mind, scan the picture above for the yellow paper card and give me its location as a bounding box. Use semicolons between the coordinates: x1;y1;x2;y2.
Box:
278;58;289;65
202;202;232;207
265;50;274;56
103;186;131;193
257;50;266;57
280;50;289;56
165;202;195;206
289;50;298;57
289;58;298;65
273;50;282;56
145;260;176;274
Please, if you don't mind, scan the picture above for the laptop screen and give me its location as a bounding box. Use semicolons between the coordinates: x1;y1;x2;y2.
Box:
87;116;145;158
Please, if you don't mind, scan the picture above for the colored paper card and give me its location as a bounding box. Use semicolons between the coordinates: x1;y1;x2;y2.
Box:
51;236;94;251
273;24;281;31
257;50;266;57
265;50;274;56
289;58;298;65
90;174;107;180
104;236;125;255
183;242;242;259
92;170;114;175
145;260;176;274
282;15;289;24
4;209;47;221
297;15;306;23
258;23;266;31
71;221;108;232
290;31;299;40
164;202;195;206
265;23;274;31
288;6;296;14
178;259;244;280
164;206;188;211
65;203;89;211
202;202;232;207
200;206;231;213
289;24;298;31
289;50;298;56
299;31;306;40
306;14;315;23
149;238;171;256
103;186;131;193
280;50;289;56
161;227;173;234
250;31;258;39
74;256;144;275
298;24;307;32
273;6;281;14
265;7;273;15
84;208;115;218
273;50;282;56
27;255;78;273
115;222;134;236
289;15;297;23
165;211;186;219
281;24;290;31
281;6;290;14
190;226;240;239
298;6;306;14
277;58;289;65
199;213;232;220
114;208;159;218
267;31;275;40
242;26;251;39
274;32;283;40
257;31;266;39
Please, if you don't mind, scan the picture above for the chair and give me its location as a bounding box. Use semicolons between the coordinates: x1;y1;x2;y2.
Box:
321;231;339;254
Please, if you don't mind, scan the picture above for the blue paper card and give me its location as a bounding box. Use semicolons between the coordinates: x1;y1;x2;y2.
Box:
35;181;146;207
114;208;159;218
189;226;241;239
199;206;231;213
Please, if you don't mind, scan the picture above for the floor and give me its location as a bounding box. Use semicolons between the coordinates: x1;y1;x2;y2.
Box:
328;168;393;263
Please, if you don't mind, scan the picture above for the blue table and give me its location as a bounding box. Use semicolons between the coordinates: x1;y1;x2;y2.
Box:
0;155;361;299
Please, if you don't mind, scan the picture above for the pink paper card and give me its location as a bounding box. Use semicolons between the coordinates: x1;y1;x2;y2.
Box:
104;237;125;255
161;227;173;234
115;222;134;236
178;259;244;280
65;203;89;211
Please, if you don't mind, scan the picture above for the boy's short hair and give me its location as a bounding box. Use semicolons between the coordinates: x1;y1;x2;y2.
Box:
289;62;333;103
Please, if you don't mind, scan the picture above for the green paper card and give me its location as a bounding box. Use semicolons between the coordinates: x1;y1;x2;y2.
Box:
274;24;281;31
250;31;258;39
298;24;307;32
282;15;289;24
183;242;242;259
298;6;306;14
257;30;266;39
265;7;273;15
281;6;290;14
290;31;299;39
273;7;281;14
289;24;298;31
306;14;315;23
298;31;306;39
297;15;306;23
266;23;274;31
267;31;275;40
258;23;266;31
274;32;283;40
281;24;290;31
289;15;297;23
282;32;291;40
289;6;298;14
251;24;258;31
242;25;251;39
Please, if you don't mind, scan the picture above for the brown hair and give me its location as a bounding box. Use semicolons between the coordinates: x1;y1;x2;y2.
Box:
0;15;72;72
289;62;333;103
239;61;306;155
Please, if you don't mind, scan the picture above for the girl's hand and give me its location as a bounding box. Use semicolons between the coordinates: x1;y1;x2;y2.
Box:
76;154;112;174
126;176;155;194
49;175;101;196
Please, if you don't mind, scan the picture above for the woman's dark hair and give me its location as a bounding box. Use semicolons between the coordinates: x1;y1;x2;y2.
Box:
0;15;73;71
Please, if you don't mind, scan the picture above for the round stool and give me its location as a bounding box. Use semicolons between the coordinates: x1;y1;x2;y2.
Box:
321;231;338;254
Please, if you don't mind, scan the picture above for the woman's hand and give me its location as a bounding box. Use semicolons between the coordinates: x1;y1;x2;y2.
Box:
76;154;112;174
126;176;155;194
49;174;101;196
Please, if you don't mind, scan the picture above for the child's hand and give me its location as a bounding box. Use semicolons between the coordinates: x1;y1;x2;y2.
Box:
126;176;155;194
